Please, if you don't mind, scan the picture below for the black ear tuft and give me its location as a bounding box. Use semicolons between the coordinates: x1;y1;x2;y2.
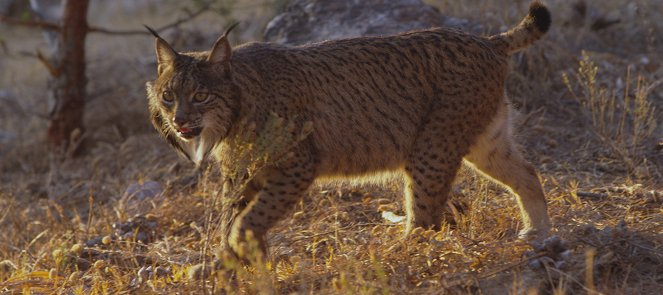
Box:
144;25;161;39
528;2;551;33
223;22;240;38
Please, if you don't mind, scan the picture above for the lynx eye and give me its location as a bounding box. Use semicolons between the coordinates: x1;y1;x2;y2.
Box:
162;91;175;103
193;92;209;103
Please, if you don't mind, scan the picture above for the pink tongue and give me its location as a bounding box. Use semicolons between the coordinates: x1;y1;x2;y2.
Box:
179;127;192;133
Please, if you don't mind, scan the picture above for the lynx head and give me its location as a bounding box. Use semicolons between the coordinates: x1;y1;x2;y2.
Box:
145;24;240;165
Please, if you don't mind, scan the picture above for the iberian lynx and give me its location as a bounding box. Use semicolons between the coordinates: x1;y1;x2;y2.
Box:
146;2;553;257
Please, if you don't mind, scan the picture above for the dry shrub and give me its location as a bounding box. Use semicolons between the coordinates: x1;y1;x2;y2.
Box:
563;51;660;175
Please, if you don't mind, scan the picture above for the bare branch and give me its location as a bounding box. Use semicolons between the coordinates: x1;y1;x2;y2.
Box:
0;1;213;36
0;15;60;31
88;1;213;36
36;49;60;77
85;26;148;36
14;51;59;77
151;2;213;32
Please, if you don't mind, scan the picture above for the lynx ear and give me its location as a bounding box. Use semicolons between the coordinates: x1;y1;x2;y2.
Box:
144;25;178;76
208;23;239;71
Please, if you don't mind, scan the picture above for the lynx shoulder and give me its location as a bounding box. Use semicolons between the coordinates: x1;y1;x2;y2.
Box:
146;2;553;256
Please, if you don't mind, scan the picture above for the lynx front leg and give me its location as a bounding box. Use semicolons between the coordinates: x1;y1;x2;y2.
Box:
227;153;315;257
404;126;465;233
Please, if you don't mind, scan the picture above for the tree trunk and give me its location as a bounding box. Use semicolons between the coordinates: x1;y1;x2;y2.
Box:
47;0;88;151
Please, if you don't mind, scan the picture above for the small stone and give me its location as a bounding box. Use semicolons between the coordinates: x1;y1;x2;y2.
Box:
135;232;148;243
580;224;598;235
528;259;542;270
543;235;561;248
616;220;628;231
532;235;564;254
86;237;103;247
74;257;92;271
538;256;555;267
381;211;406;223
102;236;112;245
123;232;134;241
123;181;163;201
146;221;158;230
531;241;544;252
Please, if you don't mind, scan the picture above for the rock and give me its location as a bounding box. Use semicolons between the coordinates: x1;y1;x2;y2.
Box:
123;181;163;201
0;131;16;145
526;235;571;271
111;214;159;244
120;181;163;215
86;236;104;247
264;0;480;45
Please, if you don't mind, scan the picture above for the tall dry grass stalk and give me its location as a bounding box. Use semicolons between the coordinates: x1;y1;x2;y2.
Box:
195;112;313;290
563;51;660;174
220;112;314;202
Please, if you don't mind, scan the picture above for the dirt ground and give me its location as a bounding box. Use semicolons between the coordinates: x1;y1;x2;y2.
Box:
0;0;661;294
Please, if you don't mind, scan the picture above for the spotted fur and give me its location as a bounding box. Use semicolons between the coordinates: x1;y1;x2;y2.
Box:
146;2;553;256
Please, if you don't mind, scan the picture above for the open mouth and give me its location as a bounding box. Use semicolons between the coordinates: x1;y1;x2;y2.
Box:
177;127;203;139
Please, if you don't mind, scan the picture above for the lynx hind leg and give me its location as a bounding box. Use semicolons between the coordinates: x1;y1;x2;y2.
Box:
227;153;315;257
465;105;551;238
404;129;465;233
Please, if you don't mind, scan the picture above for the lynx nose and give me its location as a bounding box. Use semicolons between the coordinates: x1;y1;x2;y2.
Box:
173;115;188;128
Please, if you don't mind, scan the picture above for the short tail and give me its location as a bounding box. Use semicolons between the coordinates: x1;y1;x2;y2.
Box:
490;2;551;54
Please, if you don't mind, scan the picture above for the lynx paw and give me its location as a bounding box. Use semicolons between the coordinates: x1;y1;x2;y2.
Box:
518;226;550;241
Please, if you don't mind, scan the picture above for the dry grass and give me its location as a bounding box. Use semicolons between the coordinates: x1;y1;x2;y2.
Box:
1;0;662;294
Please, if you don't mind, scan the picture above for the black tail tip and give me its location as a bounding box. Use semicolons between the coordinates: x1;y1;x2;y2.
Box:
529;1;551;33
